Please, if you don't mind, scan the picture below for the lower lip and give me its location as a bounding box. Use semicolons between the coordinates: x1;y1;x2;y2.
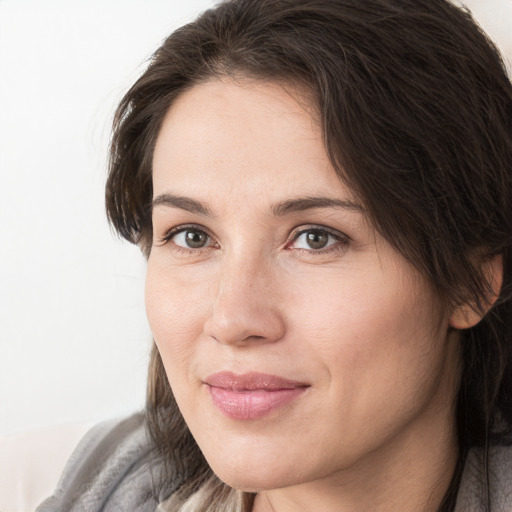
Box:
207;386;307;420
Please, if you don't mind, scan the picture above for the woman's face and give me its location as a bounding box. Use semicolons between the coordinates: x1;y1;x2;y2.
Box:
146;79;460;492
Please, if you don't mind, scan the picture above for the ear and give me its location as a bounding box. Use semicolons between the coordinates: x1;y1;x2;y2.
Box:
449;254;503;330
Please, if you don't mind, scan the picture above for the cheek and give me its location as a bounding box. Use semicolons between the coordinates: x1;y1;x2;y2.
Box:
145;260;208;377
290;267;449;403
294;261;444;347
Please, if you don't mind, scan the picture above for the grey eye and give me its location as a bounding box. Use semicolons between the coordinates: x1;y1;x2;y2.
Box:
291;228;342;251
304;230;329;249
288;227;347;252
173;229;210;249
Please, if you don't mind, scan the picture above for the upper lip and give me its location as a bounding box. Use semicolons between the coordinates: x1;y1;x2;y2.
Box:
204;371;310;391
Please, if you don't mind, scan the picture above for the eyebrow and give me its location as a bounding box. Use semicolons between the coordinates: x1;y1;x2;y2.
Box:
152;193;213;216
271;196;364;216
151;193;364;217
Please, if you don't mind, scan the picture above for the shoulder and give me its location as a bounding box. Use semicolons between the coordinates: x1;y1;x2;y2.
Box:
455;444;512;512
36;412;176;512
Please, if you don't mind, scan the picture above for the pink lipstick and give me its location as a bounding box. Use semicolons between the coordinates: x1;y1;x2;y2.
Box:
204;371;309;420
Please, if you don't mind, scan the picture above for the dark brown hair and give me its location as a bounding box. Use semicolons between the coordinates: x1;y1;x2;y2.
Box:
106;0;512;509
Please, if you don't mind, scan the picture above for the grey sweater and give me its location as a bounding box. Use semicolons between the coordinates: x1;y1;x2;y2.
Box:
36;412;512;512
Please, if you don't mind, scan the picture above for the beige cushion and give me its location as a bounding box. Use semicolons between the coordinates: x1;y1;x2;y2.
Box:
0;423;92;512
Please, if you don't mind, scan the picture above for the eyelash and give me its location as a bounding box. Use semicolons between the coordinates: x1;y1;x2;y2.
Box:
286;225;350;255
158;225;217;254
157;224;350;256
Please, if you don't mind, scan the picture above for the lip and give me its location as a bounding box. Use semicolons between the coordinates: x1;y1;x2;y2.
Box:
204;371;309;420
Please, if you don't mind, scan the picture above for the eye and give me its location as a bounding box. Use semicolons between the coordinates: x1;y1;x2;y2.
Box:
174;229;210;248
287;227;348;252
160;226;215;250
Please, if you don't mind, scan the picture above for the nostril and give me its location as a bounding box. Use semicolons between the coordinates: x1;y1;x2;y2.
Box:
209;333;267;345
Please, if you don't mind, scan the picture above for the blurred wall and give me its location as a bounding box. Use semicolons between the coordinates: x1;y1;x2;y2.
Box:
0;0;215;435
463;0;512;63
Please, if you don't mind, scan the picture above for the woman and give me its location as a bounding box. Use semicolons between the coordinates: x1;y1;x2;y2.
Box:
37;0;512;510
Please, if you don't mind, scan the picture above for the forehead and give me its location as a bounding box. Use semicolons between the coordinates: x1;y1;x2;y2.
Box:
152;78;355;206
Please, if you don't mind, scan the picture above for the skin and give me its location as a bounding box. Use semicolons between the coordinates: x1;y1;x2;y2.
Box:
146;78;463;511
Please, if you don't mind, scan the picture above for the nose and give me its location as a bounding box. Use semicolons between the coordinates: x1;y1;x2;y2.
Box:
203;257;286;346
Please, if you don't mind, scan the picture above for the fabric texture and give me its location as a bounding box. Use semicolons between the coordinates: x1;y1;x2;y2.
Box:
35;413;180;512
36;412;512;512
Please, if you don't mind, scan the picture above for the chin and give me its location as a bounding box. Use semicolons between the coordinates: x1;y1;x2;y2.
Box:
212;466;293;493
202;444;318;493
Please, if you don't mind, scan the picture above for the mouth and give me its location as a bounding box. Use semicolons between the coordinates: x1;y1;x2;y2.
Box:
204;371;310;420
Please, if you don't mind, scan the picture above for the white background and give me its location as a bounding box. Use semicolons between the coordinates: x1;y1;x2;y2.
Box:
0;0;216;435
1;0;511;436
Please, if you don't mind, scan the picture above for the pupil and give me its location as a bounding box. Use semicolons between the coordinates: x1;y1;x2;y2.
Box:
307;230;328;249
186;230;207;248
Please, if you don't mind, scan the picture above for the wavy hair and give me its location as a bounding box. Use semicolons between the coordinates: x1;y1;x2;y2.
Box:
105;1;512;510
